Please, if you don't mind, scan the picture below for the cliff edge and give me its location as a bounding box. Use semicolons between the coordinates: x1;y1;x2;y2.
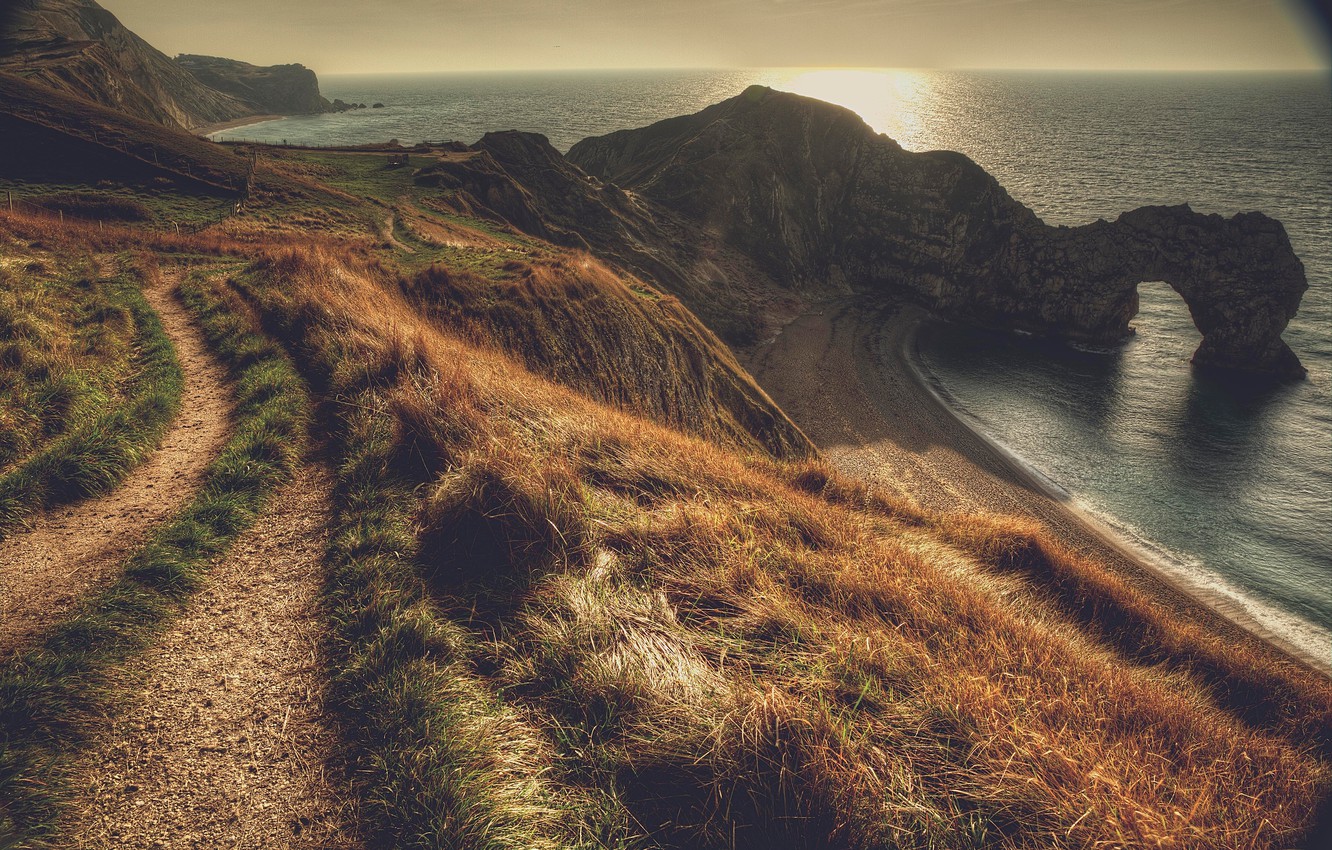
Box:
175;54;333;116
0;0;334;130
0;0;251;129
569;86;1308;377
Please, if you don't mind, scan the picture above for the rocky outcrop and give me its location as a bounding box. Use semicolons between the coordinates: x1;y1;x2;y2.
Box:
570;86;1309;377
175;54;333;115
0;0;253;129
989;206;1307;376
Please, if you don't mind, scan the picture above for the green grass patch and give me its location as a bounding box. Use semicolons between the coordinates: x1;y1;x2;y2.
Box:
281;150;431;204
0;181;233;231
322;397;575;850
0;264;182;536
0;270;309;848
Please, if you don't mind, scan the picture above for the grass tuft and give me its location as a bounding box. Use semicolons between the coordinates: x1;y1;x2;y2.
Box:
0;259;182;536
0;270;308;848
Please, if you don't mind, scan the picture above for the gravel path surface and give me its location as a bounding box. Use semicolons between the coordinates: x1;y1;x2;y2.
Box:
0;272;233;655
64;464;358;849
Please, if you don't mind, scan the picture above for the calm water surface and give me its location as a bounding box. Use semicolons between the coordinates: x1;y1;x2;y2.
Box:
218;70;1332;656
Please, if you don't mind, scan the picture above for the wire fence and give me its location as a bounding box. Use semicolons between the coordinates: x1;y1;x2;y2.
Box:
5;110;251;196
3;190;237;234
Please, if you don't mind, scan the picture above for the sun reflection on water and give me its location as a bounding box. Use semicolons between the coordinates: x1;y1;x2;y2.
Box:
756;68;935;149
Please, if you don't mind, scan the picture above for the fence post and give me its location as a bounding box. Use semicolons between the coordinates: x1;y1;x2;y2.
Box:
59;209;63;224
6;190;11;213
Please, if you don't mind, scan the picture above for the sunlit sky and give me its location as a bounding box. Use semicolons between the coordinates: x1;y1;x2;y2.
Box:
101;0;1329;73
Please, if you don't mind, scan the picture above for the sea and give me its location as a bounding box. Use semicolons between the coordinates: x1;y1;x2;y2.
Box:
214;69;1332;662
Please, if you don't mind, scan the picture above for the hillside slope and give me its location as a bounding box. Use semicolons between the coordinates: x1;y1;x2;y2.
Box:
0;0;253;129
0;121;1328;847
0;0;333;130
230;241;1332;850
413;132;784;344
0;71;250;190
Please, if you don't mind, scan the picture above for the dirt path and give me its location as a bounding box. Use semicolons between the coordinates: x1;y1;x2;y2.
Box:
743;297;1330;676
65;464;359;849
0;273;233;654
380;209;415;254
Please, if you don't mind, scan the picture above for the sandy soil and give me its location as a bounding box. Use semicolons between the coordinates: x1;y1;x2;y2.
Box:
64;465;359;849
0;275;233;655
744;297;1330;677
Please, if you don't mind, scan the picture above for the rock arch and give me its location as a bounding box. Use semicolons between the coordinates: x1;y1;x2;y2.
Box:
564;89;1312;378
1004;206;1309;378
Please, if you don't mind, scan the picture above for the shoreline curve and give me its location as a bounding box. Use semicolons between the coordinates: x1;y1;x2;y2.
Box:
193;113;286;138
744;296;1330;679
896;307;1332;677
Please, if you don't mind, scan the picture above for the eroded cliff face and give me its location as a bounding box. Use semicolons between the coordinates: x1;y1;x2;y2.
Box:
570;86;1309;377
174;55;333;116
0;0;253;129
0;1;335;130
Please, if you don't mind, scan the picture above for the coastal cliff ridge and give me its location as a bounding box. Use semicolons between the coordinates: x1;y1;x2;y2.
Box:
569;85;1309;377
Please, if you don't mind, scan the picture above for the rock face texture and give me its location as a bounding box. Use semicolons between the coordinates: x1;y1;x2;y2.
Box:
175;54;333;116
570;86;1309;377
0;0;252;129
0;0;334;130
1001;206;1307;376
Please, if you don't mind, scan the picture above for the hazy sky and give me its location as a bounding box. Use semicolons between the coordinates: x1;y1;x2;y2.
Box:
102;0;1330;73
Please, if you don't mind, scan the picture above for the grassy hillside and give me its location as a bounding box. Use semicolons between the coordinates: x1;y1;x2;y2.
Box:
0;137;1328;849
397;254;810;458
229;242;1331;849
0;72;249;192
0;223;182;533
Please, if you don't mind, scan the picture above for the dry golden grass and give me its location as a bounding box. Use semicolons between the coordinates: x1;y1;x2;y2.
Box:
232;243;1332;849
399;253;812;458
0;195;379;261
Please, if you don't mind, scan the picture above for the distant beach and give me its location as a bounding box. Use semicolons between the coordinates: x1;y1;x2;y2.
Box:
744;298;1331;678
192;113;285;137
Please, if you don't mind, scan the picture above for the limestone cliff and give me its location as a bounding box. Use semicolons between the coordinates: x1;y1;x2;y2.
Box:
0;0;253;129
175;54;333;116
0;0;334;130
570;86;1308;377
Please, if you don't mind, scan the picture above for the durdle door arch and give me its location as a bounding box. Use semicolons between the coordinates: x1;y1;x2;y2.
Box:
991;206;1309;378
